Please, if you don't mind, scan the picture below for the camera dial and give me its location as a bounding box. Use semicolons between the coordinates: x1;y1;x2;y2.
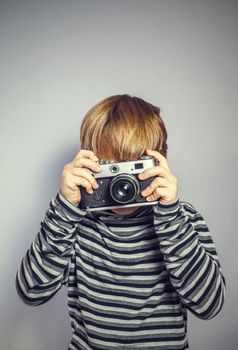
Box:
139;156;152;160
99;160;112;165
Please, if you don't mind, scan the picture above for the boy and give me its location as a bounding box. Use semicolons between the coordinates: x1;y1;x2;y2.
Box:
16;94;226;350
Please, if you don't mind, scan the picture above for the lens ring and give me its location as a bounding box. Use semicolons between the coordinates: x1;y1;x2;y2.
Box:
109;174;140;204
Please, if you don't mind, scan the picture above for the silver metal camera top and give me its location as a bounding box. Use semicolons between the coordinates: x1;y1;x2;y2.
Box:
93;156;156;179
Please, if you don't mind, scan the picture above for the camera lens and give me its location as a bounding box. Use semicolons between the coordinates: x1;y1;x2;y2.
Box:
110;174;139;204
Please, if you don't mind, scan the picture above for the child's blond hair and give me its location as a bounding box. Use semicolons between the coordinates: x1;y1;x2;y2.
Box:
80;94;168;161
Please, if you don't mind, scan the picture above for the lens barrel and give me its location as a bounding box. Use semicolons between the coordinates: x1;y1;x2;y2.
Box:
109;174;139;204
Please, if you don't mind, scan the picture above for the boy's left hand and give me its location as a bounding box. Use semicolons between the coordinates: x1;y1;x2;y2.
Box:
138;149;179;205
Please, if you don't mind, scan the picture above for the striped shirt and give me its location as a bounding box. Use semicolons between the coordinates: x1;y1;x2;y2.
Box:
16;192;226;350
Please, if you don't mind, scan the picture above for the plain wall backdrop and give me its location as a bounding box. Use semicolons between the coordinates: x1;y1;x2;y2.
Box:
1;0;237;349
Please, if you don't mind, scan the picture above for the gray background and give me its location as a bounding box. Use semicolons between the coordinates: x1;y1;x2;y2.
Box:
0;0;237;349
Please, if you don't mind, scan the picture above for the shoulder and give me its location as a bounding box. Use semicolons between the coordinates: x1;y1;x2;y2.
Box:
179;200;207;226
179;200;203;219
179;200;197;214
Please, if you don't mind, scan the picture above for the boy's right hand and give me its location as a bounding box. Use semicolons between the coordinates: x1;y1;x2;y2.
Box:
60;150;101;206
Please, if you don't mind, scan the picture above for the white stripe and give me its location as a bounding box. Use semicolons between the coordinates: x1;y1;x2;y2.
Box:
17;273;61;299
87;335;186;348
77;310;184;326
79;237;161;260
68;283;175;306
195;273;222;315
22;258;35;288
79;250;163;271
86;323;184;336
75;255;167;282
74;269;168;293
32;244;61;277
179;254;211;295
70;296;180;316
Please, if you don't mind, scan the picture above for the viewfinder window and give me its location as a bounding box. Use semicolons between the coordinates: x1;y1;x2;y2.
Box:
135;163;143;170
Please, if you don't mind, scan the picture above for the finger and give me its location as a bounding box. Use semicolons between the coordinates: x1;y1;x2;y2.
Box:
68;176;94;194
139;165;175;182
146;149;170;171
72;168;99;189
74;158;101;173
141;177;169;197
74;149;99;162
74;176;96;194
146;187;169;202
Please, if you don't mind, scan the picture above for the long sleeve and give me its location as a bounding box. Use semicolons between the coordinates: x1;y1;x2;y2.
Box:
153;199;226;320
16;192;87;306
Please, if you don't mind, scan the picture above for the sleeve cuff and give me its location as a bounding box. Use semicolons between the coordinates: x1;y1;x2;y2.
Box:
156;197;180;211
52;192;87;221
153;198;180;224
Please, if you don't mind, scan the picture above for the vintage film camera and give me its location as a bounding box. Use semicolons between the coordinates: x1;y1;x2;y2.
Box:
79;156;158;212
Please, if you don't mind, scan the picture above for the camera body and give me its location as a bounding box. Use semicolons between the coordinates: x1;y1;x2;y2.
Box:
79;156;158;212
